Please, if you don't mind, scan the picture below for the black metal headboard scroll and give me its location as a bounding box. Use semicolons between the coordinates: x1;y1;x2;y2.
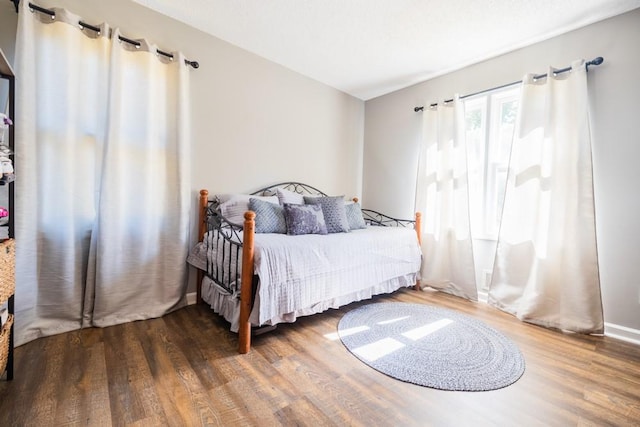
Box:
251;182;416;228
250;182;328;197
361;209;416;228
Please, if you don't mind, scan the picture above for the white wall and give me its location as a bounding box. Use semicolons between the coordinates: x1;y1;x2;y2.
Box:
0;0;364;293
363;9;640;335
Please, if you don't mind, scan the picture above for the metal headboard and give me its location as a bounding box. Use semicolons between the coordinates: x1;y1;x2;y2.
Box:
249;182;329;197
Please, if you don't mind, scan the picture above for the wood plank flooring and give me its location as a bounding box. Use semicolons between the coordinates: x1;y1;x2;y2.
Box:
1;288;639;426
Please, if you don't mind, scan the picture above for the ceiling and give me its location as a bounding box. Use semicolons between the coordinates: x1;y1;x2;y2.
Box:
131;0;640;100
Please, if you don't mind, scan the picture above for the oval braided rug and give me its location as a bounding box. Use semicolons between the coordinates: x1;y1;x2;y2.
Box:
338;302;525;391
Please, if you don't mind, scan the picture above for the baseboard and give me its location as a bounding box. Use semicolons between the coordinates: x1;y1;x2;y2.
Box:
186;292;197;305
604;322;640;346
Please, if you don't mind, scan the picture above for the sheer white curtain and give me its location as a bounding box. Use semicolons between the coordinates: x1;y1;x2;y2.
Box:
15;3;191;345
415;97;477;301
488;60;603;334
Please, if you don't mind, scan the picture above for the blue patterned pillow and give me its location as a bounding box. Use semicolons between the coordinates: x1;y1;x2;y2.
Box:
283;203;328;235
345;202;367;230
304;196;350;233
249;198;286;234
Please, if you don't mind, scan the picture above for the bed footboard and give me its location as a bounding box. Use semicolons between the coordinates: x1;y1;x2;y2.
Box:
238;211;255;354
196;190;208;304
197;189;245;304
196;190;266;354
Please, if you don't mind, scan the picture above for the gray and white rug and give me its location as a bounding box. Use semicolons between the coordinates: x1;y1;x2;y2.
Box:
338;302;525;391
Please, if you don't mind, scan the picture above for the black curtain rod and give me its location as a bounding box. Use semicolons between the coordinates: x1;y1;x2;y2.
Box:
413;56;604;112
22;1;199;69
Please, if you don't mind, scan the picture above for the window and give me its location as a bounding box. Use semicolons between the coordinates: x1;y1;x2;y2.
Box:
465;87;519;240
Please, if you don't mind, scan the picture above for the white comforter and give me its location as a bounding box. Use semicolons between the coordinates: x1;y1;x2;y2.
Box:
250;226;422;326
193;226;422;329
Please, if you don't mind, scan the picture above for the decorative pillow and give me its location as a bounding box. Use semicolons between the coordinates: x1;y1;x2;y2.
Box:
304;196;350;233
216;193;275;204
249;198;286;234
283;203;328;235
217;194;278;225
345;202;367;230
276;187;305;205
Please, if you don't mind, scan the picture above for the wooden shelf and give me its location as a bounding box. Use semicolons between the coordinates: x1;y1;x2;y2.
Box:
0;46;14;381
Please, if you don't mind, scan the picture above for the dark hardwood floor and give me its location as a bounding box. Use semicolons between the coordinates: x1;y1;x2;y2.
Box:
1;288;639;426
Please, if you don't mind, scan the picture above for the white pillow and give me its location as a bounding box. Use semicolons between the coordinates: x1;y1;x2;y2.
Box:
217;194;278;225
276;187;305;205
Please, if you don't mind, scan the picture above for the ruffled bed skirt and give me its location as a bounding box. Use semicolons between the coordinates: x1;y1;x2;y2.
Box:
200;272;417;333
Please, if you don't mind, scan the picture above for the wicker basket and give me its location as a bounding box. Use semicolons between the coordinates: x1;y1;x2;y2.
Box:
0;313;13;374
0;239;15;302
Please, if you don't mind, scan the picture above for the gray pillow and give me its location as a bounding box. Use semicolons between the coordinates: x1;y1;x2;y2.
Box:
217;194;278;226
283;203;328;235
345;202;367;230
249;197;286;234
304;196;350;233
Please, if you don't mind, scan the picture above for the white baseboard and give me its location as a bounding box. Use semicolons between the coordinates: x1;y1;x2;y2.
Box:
186;292;197;305
604;322;640;346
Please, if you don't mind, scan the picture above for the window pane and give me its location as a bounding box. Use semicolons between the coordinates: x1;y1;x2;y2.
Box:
464;98;487;238
488;90;518;235
464;88;519;239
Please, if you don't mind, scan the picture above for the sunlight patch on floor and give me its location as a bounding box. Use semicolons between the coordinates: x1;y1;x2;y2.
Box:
324;325;370;341
353;337;405;362
377;315;410;325
402;318;453;341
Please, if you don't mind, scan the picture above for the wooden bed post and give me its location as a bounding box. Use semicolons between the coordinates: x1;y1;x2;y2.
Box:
196;189;209;305
198;190;209;241
239;211;256;354
414;212;422;291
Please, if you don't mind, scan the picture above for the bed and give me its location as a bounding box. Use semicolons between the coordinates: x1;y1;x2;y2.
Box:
190;182;422;353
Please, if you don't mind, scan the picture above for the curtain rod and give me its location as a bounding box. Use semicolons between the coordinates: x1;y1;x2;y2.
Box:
413;56;603;112
22;1;200;69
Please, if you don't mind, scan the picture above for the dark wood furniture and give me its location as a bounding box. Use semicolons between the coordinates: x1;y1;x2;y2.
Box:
0;48;15;381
